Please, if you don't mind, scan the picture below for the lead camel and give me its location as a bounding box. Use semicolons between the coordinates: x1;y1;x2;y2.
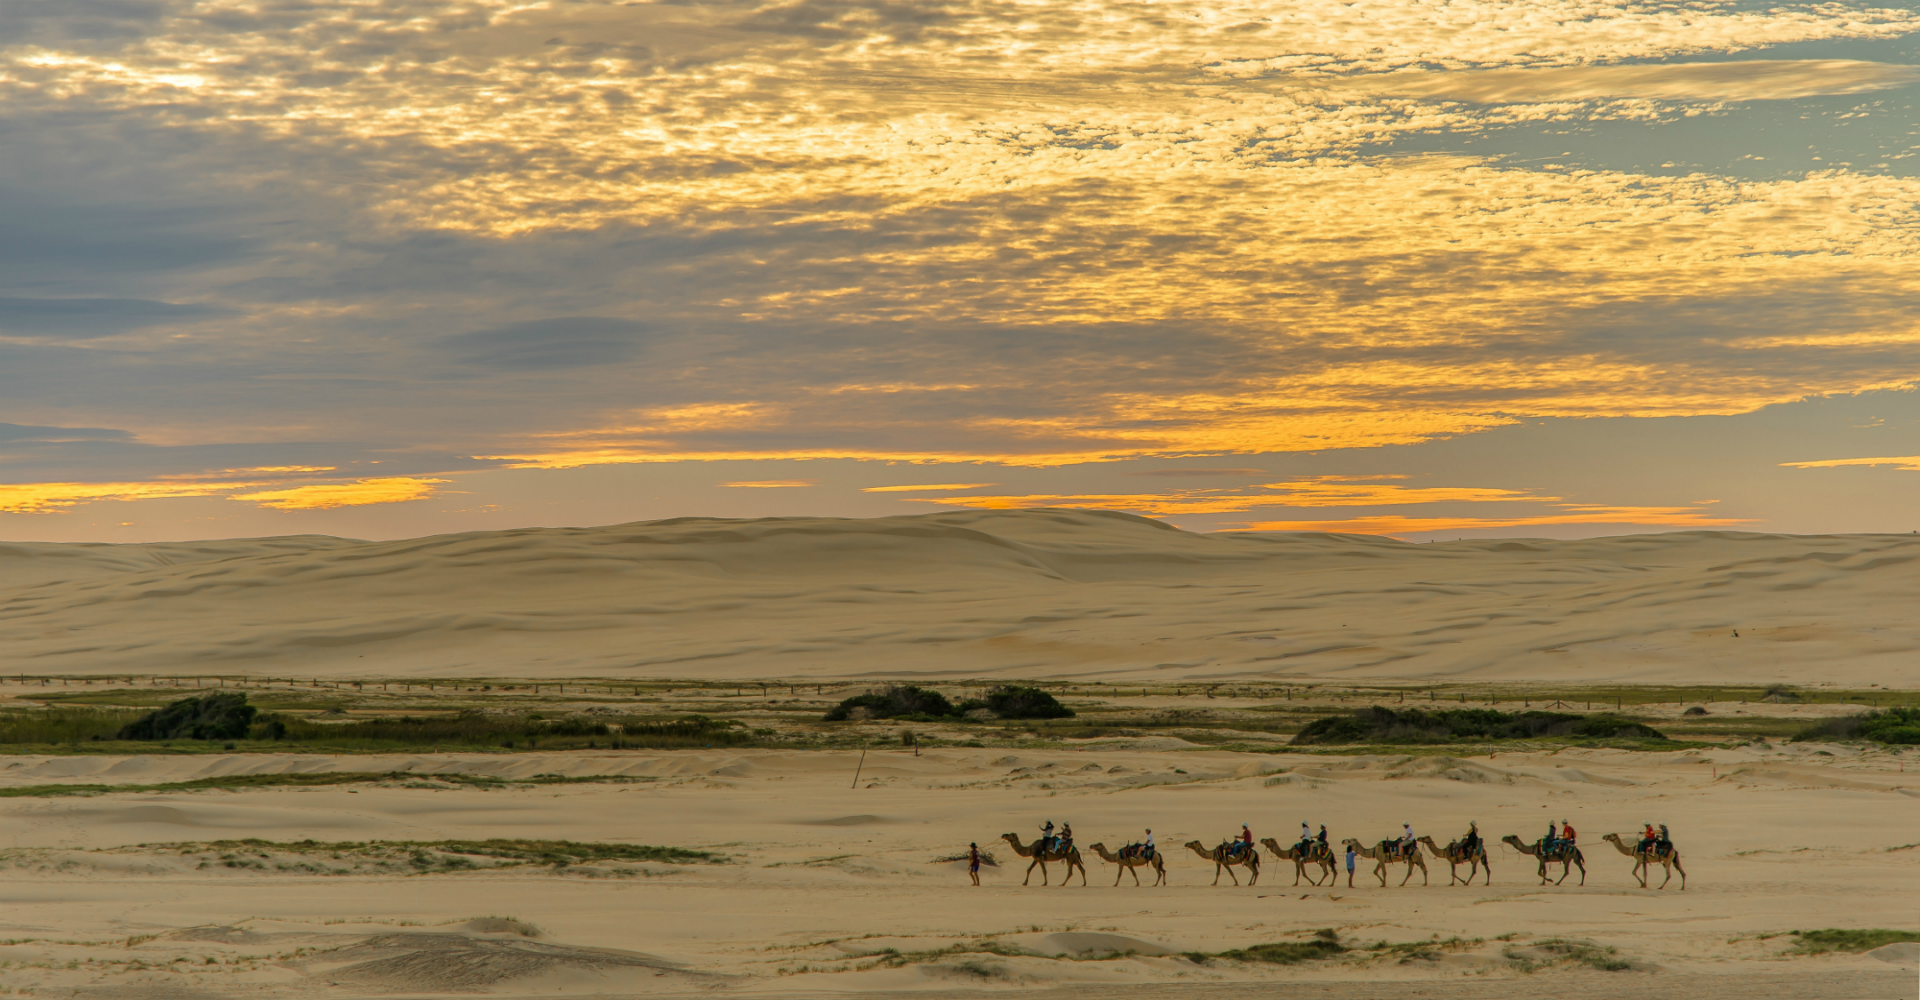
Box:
999;833;1088;886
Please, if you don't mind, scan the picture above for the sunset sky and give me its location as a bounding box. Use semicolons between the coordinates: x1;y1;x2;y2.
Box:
2;0;1917;542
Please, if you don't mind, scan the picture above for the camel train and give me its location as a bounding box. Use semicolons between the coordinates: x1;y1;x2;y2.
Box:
996;828;1681;889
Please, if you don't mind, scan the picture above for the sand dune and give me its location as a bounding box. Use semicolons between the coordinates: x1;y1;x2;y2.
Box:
1;510;1915;683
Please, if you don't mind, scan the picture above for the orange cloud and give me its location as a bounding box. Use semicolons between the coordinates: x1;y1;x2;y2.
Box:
1780;455;1920;471
905;478;1553;515
721;480;817;488
861;483;1000;492
1232;507;1752;536
0;481;254;514
228;478;448;510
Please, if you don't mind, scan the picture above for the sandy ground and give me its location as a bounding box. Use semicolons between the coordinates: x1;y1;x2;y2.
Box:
2;510;1917;684
0;744;1914;998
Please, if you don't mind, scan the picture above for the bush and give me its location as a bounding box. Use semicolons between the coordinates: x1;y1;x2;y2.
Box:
983;685;1074;719
118;693;257;741
823;685;956;721
1790;929;1920;954
1793;707;1920;745
1291;706;1664;745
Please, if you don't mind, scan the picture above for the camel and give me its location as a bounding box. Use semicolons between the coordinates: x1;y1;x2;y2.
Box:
1089;842;1167;886
1184;840;1260;886
1502;834;1585;886
1260;837;1336;886
1417;835;1491;886
1342;837;1428;886
1000;833;1088;887
1601;833;1687;890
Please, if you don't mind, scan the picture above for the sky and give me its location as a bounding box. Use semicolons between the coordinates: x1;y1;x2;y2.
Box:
1;0;1917;543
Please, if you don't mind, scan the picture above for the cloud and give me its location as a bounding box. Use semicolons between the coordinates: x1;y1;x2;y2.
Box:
905;478;1555;515
721;479;818;488
227;477;449;510
860;483;999;492
2;0;1920;509
1232;506;1753;537
1125;469;1268;478
1780;455;1920;472
438;317;654;371
0;479;252;514
0;297;226;338
1339;60;1920;104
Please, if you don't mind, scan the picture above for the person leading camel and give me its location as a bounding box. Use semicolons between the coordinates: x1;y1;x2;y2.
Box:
968;842;981;886
1344;843;1356;887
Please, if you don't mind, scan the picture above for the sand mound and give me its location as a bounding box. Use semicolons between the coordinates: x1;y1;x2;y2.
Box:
2;510;1917;683
1039;932;1177;957
305;931;710;992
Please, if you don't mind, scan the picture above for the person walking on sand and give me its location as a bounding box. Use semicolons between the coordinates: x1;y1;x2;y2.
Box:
968;842;981;886
1345;842;1357;887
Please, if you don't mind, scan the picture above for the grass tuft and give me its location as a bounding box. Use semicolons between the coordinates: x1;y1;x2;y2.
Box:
1789;929;1920;954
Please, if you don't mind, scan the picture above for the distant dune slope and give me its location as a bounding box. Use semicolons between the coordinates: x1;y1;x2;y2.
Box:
1;509;1915;684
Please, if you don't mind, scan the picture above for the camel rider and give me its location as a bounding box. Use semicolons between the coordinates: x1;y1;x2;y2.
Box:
1561;820;1576;850
1655;824;1672;856
1059;822;1074;854
1400;822;1415;858
1316;824;1330;858
1296;822;1313;856
1040;820;1056;854
1639;822;1657;855
1143;829;1155;860
1461;822;1480;856
1544;819;1559;854
1233;823;1253;857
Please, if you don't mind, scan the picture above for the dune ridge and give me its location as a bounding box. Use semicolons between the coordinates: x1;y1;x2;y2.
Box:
1;509;1915;683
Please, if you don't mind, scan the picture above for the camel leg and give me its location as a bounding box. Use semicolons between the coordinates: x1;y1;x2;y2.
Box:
1077;860;1088;886
1482;858;1492;886
1672;857;1686;890
1023;858;1038;886
1375;861;1387;887
1248;862;1259;886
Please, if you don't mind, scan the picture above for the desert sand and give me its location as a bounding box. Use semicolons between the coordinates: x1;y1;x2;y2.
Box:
1;511;1916;998
1;510;1916;684
0;745;1914;998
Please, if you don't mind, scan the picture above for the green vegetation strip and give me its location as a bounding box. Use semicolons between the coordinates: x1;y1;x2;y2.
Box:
177;837;722;867
1293;706;1666;746
0;772;652;798
1789;929;1920;954
1794;708;1920;745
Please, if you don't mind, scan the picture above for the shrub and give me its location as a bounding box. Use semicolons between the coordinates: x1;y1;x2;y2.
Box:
983;685;1074;719
823;686;956;721
1291;706;1664;745
1790;929;1920;954
1794;707;1920;745
118;693;257;741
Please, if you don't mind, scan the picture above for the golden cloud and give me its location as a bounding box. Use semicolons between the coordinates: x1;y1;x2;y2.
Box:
227;478;449;510
861;483;1000;492
1232;506;1752;536
1780;455;1920;472
1340;60;1920;103
0;481;252;514
720;480;818;488
905;478;1554;515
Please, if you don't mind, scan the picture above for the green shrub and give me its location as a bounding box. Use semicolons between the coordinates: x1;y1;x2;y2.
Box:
1793;707;1920;745
983;685;1074;719
1291;706;1664;745
1790;929;1920;954
823;685;956;721
118;693;257;741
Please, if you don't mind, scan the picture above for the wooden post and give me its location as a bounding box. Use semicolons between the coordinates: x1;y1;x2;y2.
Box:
851;750;866;789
